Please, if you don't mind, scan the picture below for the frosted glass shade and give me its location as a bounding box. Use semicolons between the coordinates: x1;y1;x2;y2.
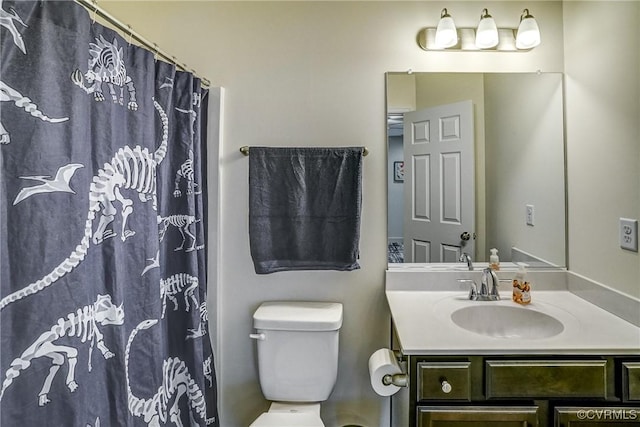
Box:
516;16;541;49
435;16;457;48
475;15;498;49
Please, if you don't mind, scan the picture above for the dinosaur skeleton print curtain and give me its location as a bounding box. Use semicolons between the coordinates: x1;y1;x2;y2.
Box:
0;1;219;425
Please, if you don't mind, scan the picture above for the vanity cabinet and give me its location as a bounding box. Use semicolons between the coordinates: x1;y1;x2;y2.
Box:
485;360;607;399
554;407;640;426
623;362;640;401
418;405;538;427
417;362;471;401
403;355;640;427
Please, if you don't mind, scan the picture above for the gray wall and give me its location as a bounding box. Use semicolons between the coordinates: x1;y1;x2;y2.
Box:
99;1;638;426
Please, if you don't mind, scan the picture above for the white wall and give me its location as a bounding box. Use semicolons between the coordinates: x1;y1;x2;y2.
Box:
563;1;640;298
100;2;567;426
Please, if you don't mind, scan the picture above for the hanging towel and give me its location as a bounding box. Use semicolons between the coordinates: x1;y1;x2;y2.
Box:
249;147;364;274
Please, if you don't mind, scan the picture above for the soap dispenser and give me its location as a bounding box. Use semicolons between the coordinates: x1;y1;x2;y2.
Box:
512;263;531;305
489;248;500;271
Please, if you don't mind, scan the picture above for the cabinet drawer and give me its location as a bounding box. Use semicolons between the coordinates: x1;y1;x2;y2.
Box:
417;405;538;427
555;406;640;426
623;362;640;401
417;362;471;401
486;360;607;399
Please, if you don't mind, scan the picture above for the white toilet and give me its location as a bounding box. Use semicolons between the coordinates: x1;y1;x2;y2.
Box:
249;301;343;427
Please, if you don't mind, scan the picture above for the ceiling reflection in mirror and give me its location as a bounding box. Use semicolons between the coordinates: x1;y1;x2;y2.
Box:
387;72;566;268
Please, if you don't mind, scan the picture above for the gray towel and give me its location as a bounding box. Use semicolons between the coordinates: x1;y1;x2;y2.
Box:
249;147;363;274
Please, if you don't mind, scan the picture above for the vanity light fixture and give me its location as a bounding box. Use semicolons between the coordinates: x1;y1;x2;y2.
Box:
417;7;541;52
475;8;499;49
434;8;458;49
515;9;541;49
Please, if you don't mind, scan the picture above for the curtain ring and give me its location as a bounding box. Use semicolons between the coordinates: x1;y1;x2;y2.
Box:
127;25;133;46
153;43;159;62
90;0;98;24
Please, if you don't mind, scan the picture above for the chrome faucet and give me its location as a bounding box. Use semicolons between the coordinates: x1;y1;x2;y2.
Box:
460;268;501;301
481;267;501;300
459;252;473;271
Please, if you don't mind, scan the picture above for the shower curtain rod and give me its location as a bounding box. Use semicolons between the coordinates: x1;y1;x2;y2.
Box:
74;0;211;88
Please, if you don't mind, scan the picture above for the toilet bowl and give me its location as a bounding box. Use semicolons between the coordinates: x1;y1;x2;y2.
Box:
249;403;323;427
248;301;343;427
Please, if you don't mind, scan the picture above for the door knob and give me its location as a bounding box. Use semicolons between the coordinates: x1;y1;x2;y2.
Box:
460;232;471;241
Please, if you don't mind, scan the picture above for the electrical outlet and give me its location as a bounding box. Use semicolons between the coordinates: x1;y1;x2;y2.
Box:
620;218;638;252
525;204;535;226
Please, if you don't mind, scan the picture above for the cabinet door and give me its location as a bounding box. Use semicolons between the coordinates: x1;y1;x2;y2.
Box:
555;407;640;426
417;405;538;427
623;362;640;401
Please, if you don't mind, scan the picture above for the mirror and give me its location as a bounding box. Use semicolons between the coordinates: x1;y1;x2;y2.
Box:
387;72;566;267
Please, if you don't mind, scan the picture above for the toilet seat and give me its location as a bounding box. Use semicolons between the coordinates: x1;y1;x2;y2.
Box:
249;412;324;427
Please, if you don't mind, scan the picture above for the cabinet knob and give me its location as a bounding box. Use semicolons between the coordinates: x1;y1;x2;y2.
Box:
441;380;452;393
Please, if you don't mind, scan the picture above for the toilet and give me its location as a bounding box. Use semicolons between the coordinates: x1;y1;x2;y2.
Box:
249;301;343;427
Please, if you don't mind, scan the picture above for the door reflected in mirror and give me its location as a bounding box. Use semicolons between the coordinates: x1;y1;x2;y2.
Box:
387;72;566;268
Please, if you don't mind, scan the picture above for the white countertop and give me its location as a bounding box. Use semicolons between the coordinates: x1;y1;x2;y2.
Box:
387;290;640;355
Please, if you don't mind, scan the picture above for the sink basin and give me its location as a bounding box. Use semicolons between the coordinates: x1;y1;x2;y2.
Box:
451;305;564;339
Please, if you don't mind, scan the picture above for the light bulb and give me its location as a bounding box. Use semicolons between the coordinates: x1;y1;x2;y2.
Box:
516;9;541;49
475;9;498;49
435;8;457;48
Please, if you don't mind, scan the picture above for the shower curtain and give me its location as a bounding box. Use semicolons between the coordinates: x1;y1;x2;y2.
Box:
0;1;219;425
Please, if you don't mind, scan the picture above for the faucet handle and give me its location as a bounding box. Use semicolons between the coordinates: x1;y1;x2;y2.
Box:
482;268;501;299
457;279;478;300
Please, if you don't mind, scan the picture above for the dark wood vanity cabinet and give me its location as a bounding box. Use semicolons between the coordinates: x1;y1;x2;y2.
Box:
418;405;539;427
485;360;608;399
554;407;640;426
623;362;640;401
406;355;640;427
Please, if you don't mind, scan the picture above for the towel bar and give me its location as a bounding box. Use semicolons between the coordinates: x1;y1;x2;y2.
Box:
239;146;368;156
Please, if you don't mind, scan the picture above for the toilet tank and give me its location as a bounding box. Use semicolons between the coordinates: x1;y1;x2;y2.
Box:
252;301;343;402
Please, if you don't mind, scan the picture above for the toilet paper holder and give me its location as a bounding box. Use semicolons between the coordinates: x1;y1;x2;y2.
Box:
382;350;408;388
382;372;408;387
369;348;409;395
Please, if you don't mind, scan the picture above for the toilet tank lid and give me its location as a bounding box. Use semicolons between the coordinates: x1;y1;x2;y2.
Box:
253;301;343;331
